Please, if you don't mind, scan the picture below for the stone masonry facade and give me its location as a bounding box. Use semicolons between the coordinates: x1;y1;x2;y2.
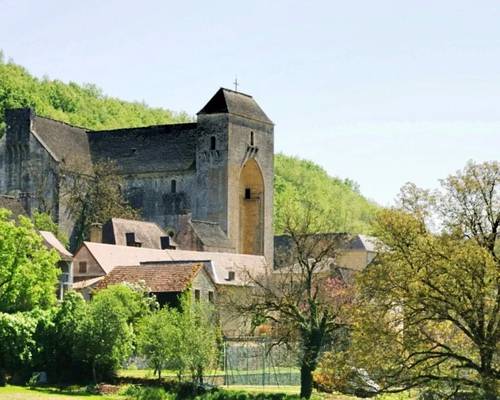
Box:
0;88;274;263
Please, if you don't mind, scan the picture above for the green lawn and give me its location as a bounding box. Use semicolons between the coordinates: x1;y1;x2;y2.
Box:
0;386;121;400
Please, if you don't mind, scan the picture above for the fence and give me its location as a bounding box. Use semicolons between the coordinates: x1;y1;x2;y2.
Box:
204;337;300;387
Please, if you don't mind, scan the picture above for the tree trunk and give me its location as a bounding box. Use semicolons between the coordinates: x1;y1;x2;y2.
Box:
481;372;497;400
300;361;314;399
0;368;6;387
92;361;97;384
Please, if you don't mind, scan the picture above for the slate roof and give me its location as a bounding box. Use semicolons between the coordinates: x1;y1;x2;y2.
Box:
95;263;203;292
198;88;273;125
348;234;380;252
88;123;197;174
191;220;233;249
32;116;93;173
39;231;73;261
0;195;27;218
102;218;168;249
78;241;268;285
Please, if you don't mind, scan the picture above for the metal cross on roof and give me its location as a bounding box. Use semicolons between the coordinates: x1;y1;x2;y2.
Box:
233;76;239;92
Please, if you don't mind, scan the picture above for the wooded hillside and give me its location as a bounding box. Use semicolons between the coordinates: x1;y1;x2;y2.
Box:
0;55;378;233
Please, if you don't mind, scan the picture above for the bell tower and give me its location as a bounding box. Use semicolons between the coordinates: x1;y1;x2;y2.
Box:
196;88;274;263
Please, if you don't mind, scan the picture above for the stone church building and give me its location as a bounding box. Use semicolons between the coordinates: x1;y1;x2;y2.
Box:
0;88;274;262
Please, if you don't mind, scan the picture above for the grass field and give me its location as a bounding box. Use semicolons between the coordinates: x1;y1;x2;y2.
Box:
0;384;416;400
0;385;121;399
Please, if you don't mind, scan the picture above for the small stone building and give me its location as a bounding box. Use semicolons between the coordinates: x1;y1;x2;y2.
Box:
95;262;215;308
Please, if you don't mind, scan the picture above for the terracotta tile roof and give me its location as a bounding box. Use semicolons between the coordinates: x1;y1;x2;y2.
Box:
78;241;268;285
96;263;203;292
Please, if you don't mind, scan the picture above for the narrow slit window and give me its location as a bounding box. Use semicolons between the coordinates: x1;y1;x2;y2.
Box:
244;188;251;199
171;179;177;193
250;131;254;146
210;136;216;150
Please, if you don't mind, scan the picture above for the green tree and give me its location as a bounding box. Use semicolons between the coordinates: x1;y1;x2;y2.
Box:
274;153;377;234
137;309;179;381
75;284;154;382
180;294;219;384
137;293;219;383
32;211;69;247
350;161;500;399
64;160;139;249
232;203;352;399
76;290;133;382
0;311;40;385
0;210;60;313
0;54;190;139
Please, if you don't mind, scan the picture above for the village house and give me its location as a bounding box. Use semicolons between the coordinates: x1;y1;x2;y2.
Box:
95;262;216;308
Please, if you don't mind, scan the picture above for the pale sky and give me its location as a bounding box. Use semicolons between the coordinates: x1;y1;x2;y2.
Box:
1;0;499;205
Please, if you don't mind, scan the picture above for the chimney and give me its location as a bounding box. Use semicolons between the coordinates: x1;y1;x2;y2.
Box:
89;223;102;243
160;236;176;250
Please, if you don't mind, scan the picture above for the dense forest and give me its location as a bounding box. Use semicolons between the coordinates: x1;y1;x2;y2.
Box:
0;54;378;233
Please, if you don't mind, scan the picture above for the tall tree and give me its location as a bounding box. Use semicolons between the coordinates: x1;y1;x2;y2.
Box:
231;203;352;399
351;161;500;399
63;160;138;248
0;210;60;313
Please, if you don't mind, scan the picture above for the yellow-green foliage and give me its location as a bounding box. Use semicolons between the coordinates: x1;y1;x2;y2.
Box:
0;53;191;134
274;153;378;234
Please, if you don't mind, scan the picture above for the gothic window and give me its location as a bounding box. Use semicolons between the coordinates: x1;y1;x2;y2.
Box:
210;136;216;150
171;179;177;193
250;131;254;146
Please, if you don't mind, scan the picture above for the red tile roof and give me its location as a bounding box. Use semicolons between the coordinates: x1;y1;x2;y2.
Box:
95;263;203;293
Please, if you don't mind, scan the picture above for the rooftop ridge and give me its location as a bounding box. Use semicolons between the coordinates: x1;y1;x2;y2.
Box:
88;121;197;134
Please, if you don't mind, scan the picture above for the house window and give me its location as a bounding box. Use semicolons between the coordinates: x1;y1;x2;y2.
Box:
194;289;201;301
78;261;87;274
171;179;177;193
250;131;254;146
210;136;216;150
244;188;251;199
227;271;235;281
208;291;214;303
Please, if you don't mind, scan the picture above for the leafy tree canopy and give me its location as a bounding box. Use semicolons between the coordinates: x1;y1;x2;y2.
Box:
274;154;377;234
0;209;60;313
349;161;500;399
0;52;191;137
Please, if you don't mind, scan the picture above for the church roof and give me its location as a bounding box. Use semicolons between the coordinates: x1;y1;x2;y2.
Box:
102;218;168;249
197;88;273;125
191;220;233;249
32;115;93;174
88;123;197;174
